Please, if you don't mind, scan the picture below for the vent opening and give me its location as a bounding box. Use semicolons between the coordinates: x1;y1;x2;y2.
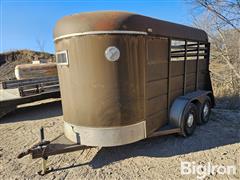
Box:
56;50;69;65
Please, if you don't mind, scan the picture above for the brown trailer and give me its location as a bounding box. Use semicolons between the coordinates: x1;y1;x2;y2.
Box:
18;11;215;174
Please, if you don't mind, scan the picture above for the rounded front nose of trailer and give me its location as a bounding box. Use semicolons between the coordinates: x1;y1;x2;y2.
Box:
54;34;146;146
64;121;146;147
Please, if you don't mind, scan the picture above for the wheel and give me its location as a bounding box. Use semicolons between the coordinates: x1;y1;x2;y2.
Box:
199;96;211;124
181;103;198;136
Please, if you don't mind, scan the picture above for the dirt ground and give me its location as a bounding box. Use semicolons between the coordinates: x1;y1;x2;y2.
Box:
0;99;239;180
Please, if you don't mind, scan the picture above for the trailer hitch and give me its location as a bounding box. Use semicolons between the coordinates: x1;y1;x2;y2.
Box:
17;140;50;159
17;127;51;175
17;127;92;175
18;127;50;159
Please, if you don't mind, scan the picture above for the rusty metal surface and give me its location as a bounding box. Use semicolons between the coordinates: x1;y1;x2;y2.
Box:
54;11;208;42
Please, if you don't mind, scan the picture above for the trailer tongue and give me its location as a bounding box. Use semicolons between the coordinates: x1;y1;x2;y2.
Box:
17;125;180;175
17;127;91;175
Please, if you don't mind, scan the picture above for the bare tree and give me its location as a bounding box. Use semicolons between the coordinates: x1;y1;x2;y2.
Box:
191;1;240;77
196;0;240;32
36;38;45;52
190;0;240;108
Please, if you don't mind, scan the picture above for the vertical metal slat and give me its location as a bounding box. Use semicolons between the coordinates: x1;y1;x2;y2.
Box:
183;40;187;95
167;38;172;115
206;42;211;90
195;41;200;90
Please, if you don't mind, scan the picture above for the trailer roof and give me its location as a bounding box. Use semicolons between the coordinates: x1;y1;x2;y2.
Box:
54;11;208;42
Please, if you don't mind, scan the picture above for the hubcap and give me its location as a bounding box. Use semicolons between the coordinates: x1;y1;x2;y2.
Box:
203;104;209;118
187;113;194;127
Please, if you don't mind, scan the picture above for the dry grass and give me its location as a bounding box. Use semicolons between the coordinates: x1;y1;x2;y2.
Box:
210;61;240;110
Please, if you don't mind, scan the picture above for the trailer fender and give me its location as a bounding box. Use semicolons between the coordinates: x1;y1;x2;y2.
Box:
169;97;189;128
169;90;214;129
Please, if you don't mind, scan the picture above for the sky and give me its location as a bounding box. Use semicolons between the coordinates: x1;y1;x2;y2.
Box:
1;0;196;53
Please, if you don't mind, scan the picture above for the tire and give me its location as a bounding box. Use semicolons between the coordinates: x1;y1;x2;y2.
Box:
199;96;211;124
181;103;198;136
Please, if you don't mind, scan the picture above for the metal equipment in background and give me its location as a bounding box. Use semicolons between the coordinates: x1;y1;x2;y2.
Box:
0;76;60;118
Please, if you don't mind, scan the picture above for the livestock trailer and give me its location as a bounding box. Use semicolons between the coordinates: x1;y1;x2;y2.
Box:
18;11;214;174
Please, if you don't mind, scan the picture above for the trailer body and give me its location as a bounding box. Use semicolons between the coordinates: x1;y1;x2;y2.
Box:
53;11;214;147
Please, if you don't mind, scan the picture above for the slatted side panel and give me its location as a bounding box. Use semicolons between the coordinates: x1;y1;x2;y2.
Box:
170;40;209;97
145;37;169;134
170;60;197;96
145;38;210;135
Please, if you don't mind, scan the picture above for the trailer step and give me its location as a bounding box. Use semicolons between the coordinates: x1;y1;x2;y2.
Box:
149;124;181;138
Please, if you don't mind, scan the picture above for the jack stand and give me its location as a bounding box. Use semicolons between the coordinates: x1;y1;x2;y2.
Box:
37;127;51;175
42;158;47;174
37;157;50;176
